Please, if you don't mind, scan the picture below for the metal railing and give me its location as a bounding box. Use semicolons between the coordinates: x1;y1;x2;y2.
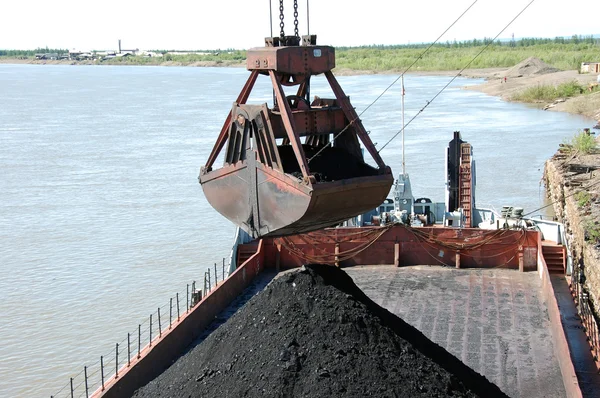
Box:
570;259;600;365
579;292;600;363
51;258;230;398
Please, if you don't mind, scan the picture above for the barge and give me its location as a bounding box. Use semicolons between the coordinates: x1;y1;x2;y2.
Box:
86;131;600;398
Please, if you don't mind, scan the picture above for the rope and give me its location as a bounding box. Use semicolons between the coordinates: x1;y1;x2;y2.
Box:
280;222;530;265
404;223;521;251
280;224;394;264
307;0;479;165
378;0;536;153
523;177;600;217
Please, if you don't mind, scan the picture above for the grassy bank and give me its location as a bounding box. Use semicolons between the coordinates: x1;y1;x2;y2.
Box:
3;38;599;72
336;42;599;72
511;80;598;102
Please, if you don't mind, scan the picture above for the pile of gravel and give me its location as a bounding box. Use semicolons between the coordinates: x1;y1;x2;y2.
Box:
505;56;560;78
133;264;508;398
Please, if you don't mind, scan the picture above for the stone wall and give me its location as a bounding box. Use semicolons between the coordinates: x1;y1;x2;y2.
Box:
544;158;600;311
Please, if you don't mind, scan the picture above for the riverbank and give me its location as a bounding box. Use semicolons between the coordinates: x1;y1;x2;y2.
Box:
3;56;599;124
461;64;600;123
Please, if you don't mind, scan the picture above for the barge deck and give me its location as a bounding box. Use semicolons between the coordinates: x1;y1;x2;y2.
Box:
347;265;565;398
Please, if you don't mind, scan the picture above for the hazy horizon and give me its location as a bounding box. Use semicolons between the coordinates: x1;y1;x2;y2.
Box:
1;0;599;51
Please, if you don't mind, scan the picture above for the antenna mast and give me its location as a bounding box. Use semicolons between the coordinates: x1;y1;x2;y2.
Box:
401;75;405;176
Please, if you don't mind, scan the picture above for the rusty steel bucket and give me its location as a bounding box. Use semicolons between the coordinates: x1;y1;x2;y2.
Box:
199;36;393;238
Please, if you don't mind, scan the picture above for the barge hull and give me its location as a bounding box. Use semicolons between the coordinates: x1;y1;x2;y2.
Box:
93;226;594;397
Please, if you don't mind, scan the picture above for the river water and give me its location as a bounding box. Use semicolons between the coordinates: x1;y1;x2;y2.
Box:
0;64;593;397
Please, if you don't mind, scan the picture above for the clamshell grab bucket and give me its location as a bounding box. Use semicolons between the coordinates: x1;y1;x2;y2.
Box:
199;35;393;238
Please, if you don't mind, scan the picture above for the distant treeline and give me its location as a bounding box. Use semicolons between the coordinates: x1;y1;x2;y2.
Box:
2;36;599;71
336;34;599;50
0;47;68;57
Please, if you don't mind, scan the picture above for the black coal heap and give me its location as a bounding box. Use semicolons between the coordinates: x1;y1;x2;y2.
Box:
133;264;508;398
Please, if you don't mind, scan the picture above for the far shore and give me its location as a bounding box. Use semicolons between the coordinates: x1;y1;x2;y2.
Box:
2;58;598;124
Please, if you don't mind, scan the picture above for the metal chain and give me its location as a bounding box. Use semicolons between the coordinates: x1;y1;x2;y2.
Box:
293;0;299;38
279;0;285;39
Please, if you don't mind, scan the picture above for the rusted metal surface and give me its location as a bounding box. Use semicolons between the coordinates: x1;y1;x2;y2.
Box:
203;70;259;172
202;160;392;237
257;225;539;270
324;71;388;171
246;45;335;75
199;38;393;238
459;143;473;226
269;70;310;179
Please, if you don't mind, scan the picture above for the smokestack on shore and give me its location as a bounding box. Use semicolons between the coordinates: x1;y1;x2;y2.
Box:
118;39;121;54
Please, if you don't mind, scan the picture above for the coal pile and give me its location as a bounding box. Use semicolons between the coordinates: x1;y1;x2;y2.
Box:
133;265;508;398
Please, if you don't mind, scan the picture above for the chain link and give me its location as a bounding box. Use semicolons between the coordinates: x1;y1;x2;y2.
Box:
293;0;299;38
279;0;285;39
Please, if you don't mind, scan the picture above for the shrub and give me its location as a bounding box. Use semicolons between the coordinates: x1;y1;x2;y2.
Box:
556;80;585;97
511;80;585;102
567;130;598;154
511;84;557;101
584;220;600;243
575;190;592;207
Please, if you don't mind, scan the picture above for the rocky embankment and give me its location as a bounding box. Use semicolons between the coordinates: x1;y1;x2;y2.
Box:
544;140;600;310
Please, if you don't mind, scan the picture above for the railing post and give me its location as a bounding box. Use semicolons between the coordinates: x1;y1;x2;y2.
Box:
223;258;226;281
149;314;153;347
84;365;89;398
208;268;211;291
101;356;105;391
70;377;74;398
186;284;190;312
158;307;162;338
115;343;119;378
214;262;218;286
176;292;180;320
169;297;173;329
138;324;141;358
127;333;131;366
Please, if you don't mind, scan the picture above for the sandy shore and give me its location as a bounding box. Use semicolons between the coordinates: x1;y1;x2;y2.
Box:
458;68;600;123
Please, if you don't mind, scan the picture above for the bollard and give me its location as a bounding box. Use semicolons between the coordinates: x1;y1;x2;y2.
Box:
176;293;180;320
84;366;89;398
101;356;105;391
115;343;119;378
70;377;74;398
158;307;162;338
138;324;141;359
169;297;173;329
149;314;153;347
127;333;131;366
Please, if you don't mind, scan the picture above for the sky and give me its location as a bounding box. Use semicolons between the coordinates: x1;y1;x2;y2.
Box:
1;0;599;51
